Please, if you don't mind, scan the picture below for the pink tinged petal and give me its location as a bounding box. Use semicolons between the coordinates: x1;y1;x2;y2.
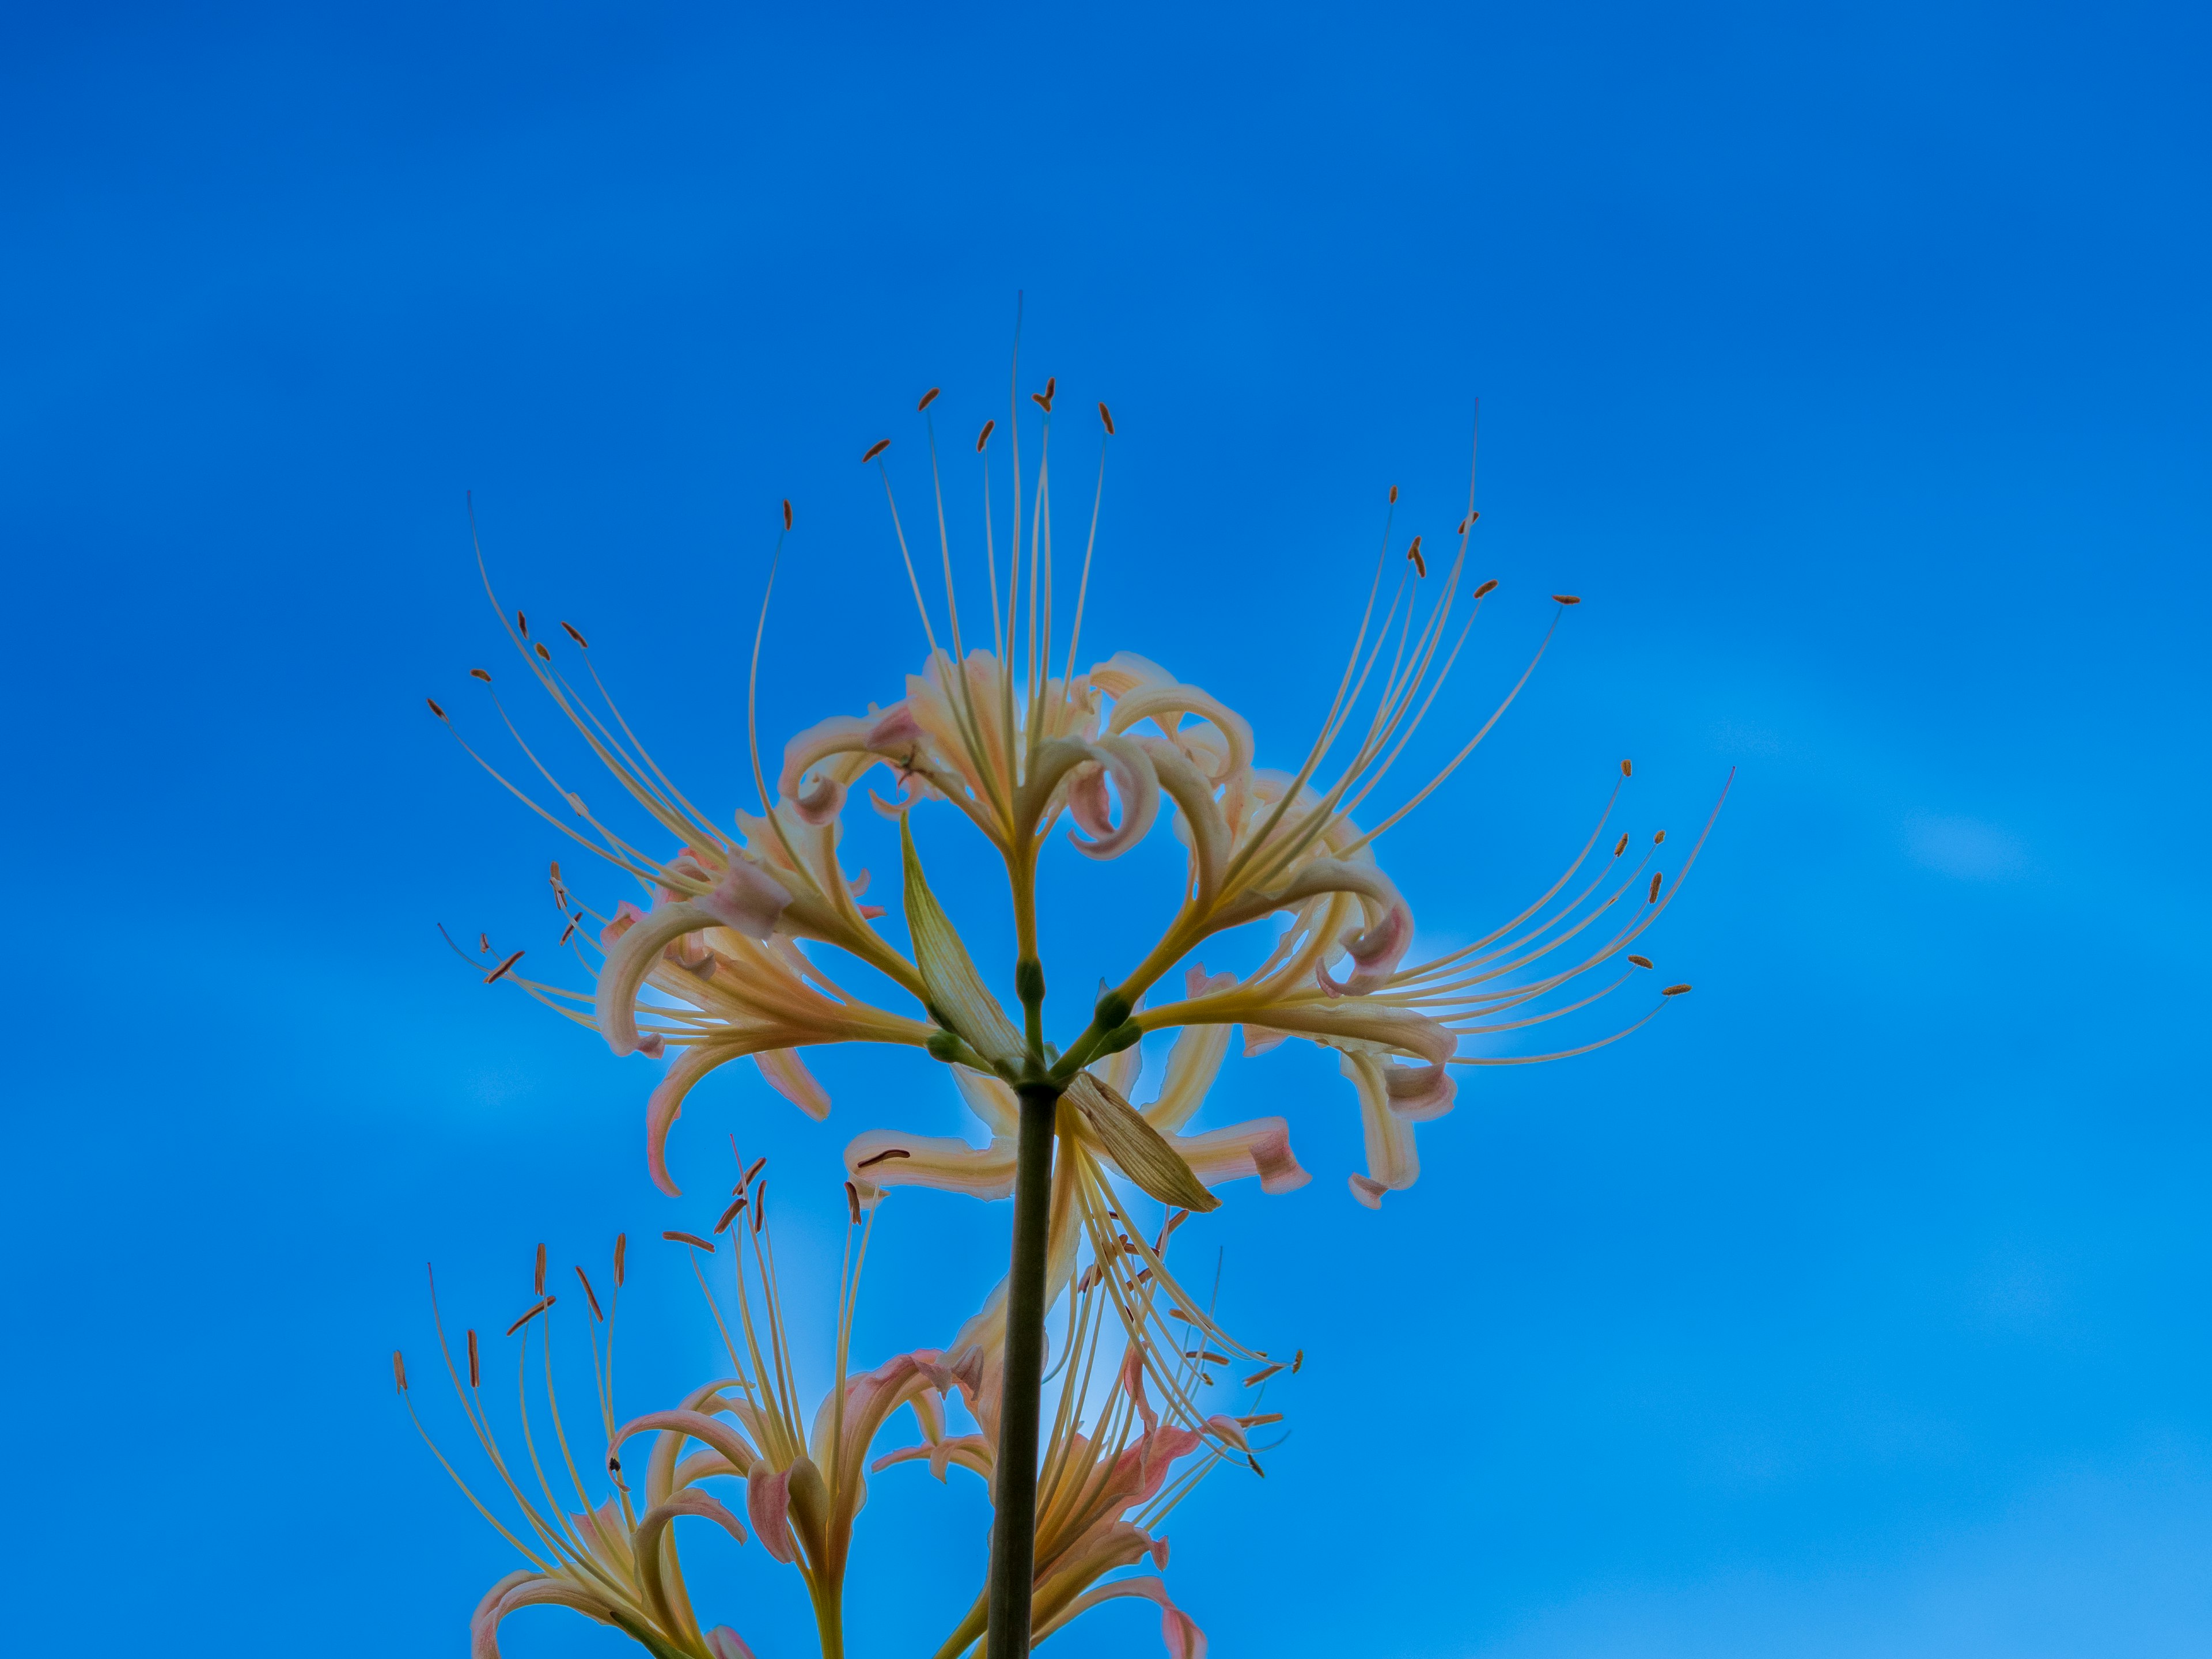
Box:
1242;1024;1290;1057
1133;736;1230;902
753;1048;830;1120
866;703;926;753
1340;1051;1420;1196
1172;1118;1312;1194
610;1409;764;1499
638;1486;748;1551
698;857;791;938
707;1628;758;1659
1066;736;1161;861
745;1463;797;1563
471;1571;615;1659
1350;1173;1389;1209
793;774;844;824
1386;1060;1457;1122
1151;1535;1172;1568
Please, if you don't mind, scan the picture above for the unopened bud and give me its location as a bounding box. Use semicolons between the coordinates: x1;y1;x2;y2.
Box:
1093;990;1132;1028
1014;957;1046;1006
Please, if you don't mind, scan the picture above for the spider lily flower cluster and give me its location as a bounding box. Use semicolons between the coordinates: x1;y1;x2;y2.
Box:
433;384;1714;1212
399;1162;1272;1659
423;368;1718;1654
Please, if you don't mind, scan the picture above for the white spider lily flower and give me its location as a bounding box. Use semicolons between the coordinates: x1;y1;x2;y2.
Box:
403;1164;958;1659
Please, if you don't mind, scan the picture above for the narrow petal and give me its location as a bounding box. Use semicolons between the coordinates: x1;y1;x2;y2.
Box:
753;1048;831;1120
1339;1051;1419;1199
843;1130;1017;1200
746;1463;796;1563
647;1041;747;1198
595;899;722;1056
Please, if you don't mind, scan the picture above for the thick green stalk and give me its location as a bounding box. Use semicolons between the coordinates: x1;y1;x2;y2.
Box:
984;1082;1060;1657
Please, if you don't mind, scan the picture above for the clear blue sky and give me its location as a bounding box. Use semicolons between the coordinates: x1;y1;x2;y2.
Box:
3;3;2207;1656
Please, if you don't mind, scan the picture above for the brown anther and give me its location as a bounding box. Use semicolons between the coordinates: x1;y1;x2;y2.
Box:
1627;954;1653;969
1649;873;1664;902
534;1243;546;1296
392;1350;408;1392
1472;578;1498;598
845;1181;861;1224
1662;982;1692;996
855;1147;910;1171
1237;1412;1284;1427
741;1155;767;1187
1291;1349;1304;1373
1243;1362;1285;1387
1613;834;1629;856
467;1328;479;1386
862;439;891;463
1407;536;1426;578
504;1295;555;1336
574;1266;604;1320
1134;1267;1153;1283
714;1195;747;1233
479;933;490;952
1099;402;1116;434
470;668;492;683
1250;1456;1267;1478
426;697;446;718
1552;593;1582;605
516;612;528;636
1388;484;1398;503
1184;1350;1230;1364
613;1233;626;1287
550;861;562;882
535;642;550;661
559;922;576;945
1031;392;1050;410
1620;759;1633;778
1078;1263;1101;1293
1654;829;1666;844
782;499;793;531
560;620;589;648
1169;1306;1200;1322
752;1185;767;1232
918;387;940;411
1162;1209;1191;1240
484;949;525;984
661;1230;715;1252
976;419;995;452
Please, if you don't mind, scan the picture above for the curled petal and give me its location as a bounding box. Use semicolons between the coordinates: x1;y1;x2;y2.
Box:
1340;1051;1419;1200
1134;736;1229;905
707;1630;758;1659
867;703;927;755
1052;1576;1210;1659
470;1571;614;1659
648;1041;746;1197
754;1048;830;1120
1173;1118;1312;1194
1385;1061;1456;1122
1316;887;1412;997
1067;736;1161;861
596;900;723;1056
779;714;878;800
793;773;843;825
1092;649;1255;782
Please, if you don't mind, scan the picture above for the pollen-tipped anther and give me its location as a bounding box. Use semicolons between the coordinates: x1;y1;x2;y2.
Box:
1472;578;1498;597
559;620;589;647
1662;983;1692;995
862;440;890;463
661;1230;715;1252
918;387;940;411
976;419;994;451
1553;593;1581;605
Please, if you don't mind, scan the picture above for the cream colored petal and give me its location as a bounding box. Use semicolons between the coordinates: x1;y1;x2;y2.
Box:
843;1130;1016;1200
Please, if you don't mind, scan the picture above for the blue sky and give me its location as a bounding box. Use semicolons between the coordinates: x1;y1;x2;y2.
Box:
3;3;2207;1655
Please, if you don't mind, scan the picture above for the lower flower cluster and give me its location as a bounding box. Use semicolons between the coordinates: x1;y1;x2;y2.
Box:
399;1150;1289;1659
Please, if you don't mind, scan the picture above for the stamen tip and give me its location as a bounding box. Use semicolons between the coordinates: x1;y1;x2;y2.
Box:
862;439;891;464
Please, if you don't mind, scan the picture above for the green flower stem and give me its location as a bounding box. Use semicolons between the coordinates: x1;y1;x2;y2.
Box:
984;1080;1061;1658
